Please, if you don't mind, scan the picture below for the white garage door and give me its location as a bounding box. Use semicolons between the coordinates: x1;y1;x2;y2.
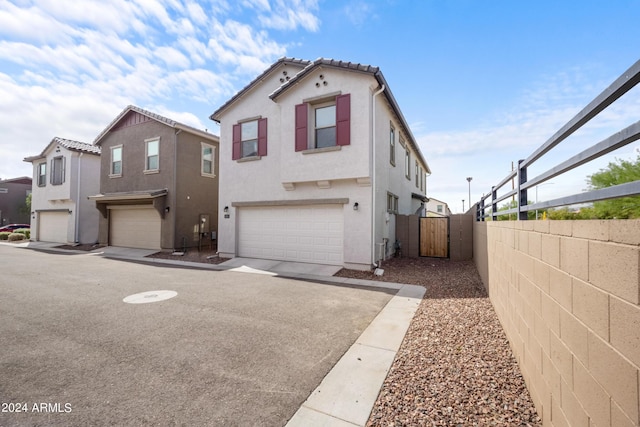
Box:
109;207;161;250
238;204;344;265
39;211;69;243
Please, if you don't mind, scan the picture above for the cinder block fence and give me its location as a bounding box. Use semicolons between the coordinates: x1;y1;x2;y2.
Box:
474;219;640;426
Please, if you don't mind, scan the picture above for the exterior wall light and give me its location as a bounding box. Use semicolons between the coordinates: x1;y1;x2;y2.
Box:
224;206;229;213
353;202;359;211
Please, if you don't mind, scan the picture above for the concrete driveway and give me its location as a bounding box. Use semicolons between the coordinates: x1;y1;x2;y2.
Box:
0;245;397;426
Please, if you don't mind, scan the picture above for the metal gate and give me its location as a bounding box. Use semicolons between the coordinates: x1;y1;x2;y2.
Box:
419;217;449;258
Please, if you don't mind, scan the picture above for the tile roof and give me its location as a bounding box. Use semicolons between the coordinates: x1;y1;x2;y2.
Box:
93;105;218;146
53;137;101;155
209;57;311;121
210;57;430;173
268;58;380;100
23;136;100;162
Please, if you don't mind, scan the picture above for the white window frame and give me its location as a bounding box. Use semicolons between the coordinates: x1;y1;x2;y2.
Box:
37;162;46;187
312;101;337;149
201;142;216;178
403;140;410;180
387;192;399;214
51;156;65;185
390;124;396;166
241;120;259;158
144;138;159;173
110;145;122;178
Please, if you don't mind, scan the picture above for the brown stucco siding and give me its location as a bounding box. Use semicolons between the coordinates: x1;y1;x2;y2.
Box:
174;131;219;250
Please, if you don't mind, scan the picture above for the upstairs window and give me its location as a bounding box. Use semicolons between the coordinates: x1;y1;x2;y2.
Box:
241;120;258;157
201;142;216;177
232;118;267;160
111;145;122;176
51;156;65;185
314;104;336;148
404;142;410;180
437;204;443;213
295;93;350;151
390;125;396;166
37;162;46;187
145;138;159;172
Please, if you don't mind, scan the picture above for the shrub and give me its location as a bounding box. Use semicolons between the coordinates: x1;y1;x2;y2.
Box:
0;232;10;240
15;228;30;239
8;233;25;241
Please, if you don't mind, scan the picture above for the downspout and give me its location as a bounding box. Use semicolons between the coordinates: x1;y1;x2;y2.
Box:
371;84;385;267
172;129;182;250
75;152;83;243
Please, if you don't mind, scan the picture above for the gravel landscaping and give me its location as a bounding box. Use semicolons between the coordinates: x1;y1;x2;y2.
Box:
335;257;541;426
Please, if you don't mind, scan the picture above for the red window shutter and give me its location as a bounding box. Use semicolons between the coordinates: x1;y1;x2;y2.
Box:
257;118;267;156
232;123;241;160
295;103;308;151
336;93;351;146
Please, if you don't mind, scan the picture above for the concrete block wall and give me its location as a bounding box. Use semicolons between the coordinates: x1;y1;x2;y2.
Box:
473;219;640;427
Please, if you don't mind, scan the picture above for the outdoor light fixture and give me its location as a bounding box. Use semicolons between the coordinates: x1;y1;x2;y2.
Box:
165;206;170;213
224;206;229;213
353;202;359;211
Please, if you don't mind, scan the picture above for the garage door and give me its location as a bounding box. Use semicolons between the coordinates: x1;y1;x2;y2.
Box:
39;211;69;243
109;207;161;250
238;204;343;265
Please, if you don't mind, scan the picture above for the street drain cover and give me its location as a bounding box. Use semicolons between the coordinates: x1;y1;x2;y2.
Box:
123;290;177;304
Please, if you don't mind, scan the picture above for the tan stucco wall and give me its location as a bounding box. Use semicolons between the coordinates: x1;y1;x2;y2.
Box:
474;219;640;426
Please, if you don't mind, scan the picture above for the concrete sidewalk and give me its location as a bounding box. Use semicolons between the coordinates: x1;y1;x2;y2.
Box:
10;241;424;426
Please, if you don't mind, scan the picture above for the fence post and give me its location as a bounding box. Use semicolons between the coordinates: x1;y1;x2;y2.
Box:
517;159;528;220
491;186;497;221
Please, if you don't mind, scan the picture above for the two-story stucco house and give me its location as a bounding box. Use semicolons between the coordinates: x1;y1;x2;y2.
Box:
24;138;101;244
426;197;452;217
210;57;430;270
89;105;219;251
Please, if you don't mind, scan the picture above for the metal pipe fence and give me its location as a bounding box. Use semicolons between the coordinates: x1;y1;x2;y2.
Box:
476;59;640;221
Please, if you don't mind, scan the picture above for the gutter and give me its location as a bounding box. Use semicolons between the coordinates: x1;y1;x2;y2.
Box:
75;152;83;243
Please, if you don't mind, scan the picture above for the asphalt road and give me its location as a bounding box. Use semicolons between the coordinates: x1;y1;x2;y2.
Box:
0;245;394;426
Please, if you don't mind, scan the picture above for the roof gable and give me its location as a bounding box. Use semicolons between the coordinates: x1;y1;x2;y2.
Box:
94;105;218;146
210;57;430;174
24;137;100;163
210;57;310;121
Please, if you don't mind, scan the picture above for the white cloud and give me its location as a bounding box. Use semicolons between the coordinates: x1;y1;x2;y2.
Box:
0;0;321;179
256;0;320;31
343;0;375;27
417;67;640;212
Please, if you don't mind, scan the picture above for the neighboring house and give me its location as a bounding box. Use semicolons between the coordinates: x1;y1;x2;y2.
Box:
210;57;430;270
23;138;100;244
89;105;219;251
0;177;32;226
426;197;452;217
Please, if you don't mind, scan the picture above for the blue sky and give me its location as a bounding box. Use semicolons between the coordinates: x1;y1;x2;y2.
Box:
1;0;639;212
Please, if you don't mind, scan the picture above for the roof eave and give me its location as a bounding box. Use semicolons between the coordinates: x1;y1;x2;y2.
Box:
210;57;311;122
373;71;431;174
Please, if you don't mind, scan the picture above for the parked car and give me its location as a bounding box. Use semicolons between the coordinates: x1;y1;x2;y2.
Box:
0;224;30;232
